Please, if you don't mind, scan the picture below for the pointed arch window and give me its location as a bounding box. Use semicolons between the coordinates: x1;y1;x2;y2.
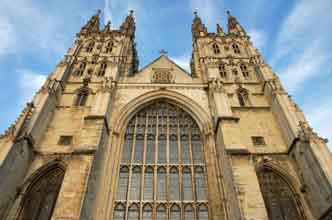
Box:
212;43;220;54
195;167;207;200
170;167;180;200
76;62;86;76
156;204;167;220
98;62;107;76
184;204;194;219
105;41;114;53
144;167;154;200
198;204;209;220
86;41;95;53
183;167;193;200
170;204;181;220
113;203;125;220
257;167;304;220
232;43;241;54
240;63;250;78
114;101;208;218
143;204;153;220
237;89;250;107
128;204;140;220
130;166;141;200
74;89;89;106
16;165;65;220
116;166;129;200
218;64;227;78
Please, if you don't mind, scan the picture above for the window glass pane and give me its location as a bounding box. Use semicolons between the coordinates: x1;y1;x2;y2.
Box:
157;205;167;220
183;168;193;200
195;167;206;200
198;205;209;220
134;134;144;163
143;205;153;220
170;205;181;220
170;168;180;200
184;205;194;220
117;167;129;200
130;167;141;200
169;135;178;164
113;204;125;220
146;134;155;164
158;135;167;164
157;168;167;200
181;134;190;164
122;134;133;163
144;168;154;200
192;134;203;163
128;205;139;220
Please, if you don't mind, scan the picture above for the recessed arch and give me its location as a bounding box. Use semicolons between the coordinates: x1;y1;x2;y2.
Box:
113;90;212;137
256;162;306;220
14;161;66;220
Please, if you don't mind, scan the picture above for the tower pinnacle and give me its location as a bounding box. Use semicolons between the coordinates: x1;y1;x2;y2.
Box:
79;10;101;35
192;11;207;39
120;10;136;39
227;10;246;36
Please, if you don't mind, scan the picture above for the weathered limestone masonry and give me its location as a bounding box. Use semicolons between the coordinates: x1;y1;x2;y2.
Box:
0;9;332;220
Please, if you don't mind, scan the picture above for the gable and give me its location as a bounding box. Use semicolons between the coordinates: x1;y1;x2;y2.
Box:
122;55;200;84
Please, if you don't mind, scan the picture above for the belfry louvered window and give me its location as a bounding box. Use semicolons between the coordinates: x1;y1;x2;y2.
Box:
114;101;209;219
257;168;304;220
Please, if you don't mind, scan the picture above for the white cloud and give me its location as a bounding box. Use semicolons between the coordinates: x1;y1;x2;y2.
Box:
271;0;332;94
171;54;191;73
248;30;266;50
18;69;46;104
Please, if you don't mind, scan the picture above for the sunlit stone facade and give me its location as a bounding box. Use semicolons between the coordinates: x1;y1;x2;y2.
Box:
0;9;332;220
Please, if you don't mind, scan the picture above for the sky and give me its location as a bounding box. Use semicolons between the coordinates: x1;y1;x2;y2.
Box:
0;0;331;150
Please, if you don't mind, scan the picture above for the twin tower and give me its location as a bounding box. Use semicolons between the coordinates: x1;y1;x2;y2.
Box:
0;9;331;220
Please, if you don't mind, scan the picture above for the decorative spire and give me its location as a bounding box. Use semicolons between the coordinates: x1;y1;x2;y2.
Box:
102;21;111;33
79;10;101;35
120;10;136;39
227;10;246;36
216;24;225;35
192;11;207;39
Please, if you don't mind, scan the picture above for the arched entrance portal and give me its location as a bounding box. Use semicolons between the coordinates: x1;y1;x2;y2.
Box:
113;100;209;219
257;167;305;220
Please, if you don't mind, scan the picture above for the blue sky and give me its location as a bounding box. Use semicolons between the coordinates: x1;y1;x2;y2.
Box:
0;0;331;149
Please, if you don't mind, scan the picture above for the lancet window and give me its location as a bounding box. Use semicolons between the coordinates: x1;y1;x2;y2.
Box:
76;62;86;76
257;167;304;220
232;43;241;54
212;43;220;54
218;64;227;78
74;88;89;106
237;89;250;107
86;41;95;53
105;41;114;53
98;62;107;76
114;101;208;219
240;63;250;78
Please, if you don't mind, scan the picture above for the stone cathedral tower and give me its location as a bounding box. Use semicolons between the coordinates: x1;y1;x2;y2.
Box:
0;9;331;220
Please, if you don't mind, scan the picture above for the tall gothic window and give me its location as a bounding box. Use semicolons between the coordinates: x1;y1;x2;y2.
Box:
105;41;114;53
86;41;95;53
257;167;304;220
237;89;250;107
16;165;65;220
98;62;107;76
212;43;220;54
232;43;241;54
240;63;250;78
218;64;227;78
76;62;86;76
114;101;209;219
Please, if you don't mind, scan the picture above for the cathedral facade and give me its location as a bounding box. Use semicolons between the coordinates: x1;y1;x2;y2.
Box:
0;9;332;220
